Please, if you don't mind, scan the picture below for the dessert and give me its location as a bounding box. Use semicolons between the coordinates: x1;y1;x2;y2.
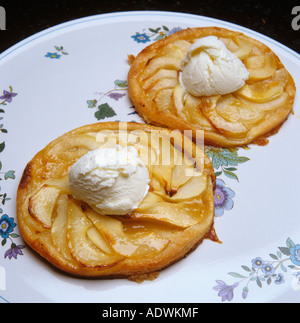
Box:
128;27;296;147
17;122;216;279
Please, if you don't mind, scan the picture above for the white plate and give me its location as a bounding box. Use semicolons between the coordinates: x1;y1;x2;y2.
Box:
0;11;299;303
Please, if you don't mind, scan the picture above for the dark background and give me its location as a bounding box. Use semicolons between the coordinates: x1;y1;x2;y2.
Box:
0;0;299;54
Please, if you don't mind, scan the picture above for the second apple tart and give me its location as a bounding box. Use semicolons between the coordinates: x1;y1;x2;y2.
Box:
128;27;296;147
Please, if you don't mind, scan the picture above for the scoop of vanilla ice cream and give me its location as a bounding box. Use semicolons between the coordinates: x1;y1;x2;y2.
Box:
181;36;249;97
69;145;150;215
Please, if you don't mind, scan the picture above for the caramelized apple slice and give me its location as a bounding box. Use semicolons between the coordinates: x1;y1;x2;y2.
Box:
171;174;207;201
216;94;264;125
150;133;182;193
143;47;184;78
130;131;158;167
155;174;207;202
51;195;77;264
133;192;205;228
146;78;178;95
245;54;277;80
46;134;101;158
28;185;60;229
142;69;178;91
171;164;193;190
173;39;193;54
67;199;123;267
154;88;174;113
172;84;187;117
232;36;253;60
150;176;167;195
87;227;114;254
85;208;169;258
239;93;288;111
203;99;248;138
152;165;174;194
236;81;283;103
172;83;213;129
185;95;218;130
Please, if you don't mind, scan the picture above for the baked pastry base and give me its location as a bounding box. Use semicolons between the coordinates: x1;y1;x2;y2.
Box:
17;122;216;279
128;27;296;147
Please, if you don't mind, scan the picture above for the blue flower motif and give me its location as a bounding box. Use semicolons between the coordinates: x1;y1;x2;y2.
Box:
214;179;235;217
252;257;264;268
290;245;300;266
0;214;16;239
168;27;182;35
274;273;285;285
262;263;275;275
45;52;61;59
131;33;151;43
213;280;239;302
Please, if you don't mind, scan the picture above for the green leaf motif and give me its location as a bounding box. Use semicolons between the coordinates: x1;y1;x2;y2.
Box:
281;263;287;272
228;272;247;279
149;27;161;33
223;169;239;181
214;171;222;177
256;277;262;288
286;237;295;249
95;103;117;120
114;80;128;88
278;247;291;256
4;171;15;180
241;265;252;272
206;147;250;170
87;99;97;109
0;141;5;153
269;253;278;260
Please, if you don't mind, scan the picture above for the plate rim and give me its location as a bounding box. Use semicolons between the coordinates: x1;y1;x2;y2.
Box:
1;10;299;303
1;10;299;63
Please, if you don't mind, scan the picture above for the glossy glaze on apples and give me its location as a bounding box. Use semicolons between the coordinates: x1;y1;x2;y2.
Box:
17;122;215;279
128;27;296;147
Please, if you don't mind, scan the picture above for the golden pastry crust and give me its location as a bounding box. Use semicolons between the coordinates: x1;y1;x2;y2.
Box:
17;122;216;278
128;27;296;147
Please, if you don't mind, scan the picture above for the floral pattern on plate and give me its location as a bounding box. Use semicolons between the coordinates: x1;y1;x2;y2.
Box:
131;26;182;43
45;46;68;59
0;87;25;260
205;146;250;217
213;238;300;302
86;80;128;120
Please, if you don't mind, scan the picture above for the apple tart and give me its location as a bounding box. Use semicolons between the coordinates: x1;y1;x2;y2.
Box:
128;27;296;147
17;122;216;279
